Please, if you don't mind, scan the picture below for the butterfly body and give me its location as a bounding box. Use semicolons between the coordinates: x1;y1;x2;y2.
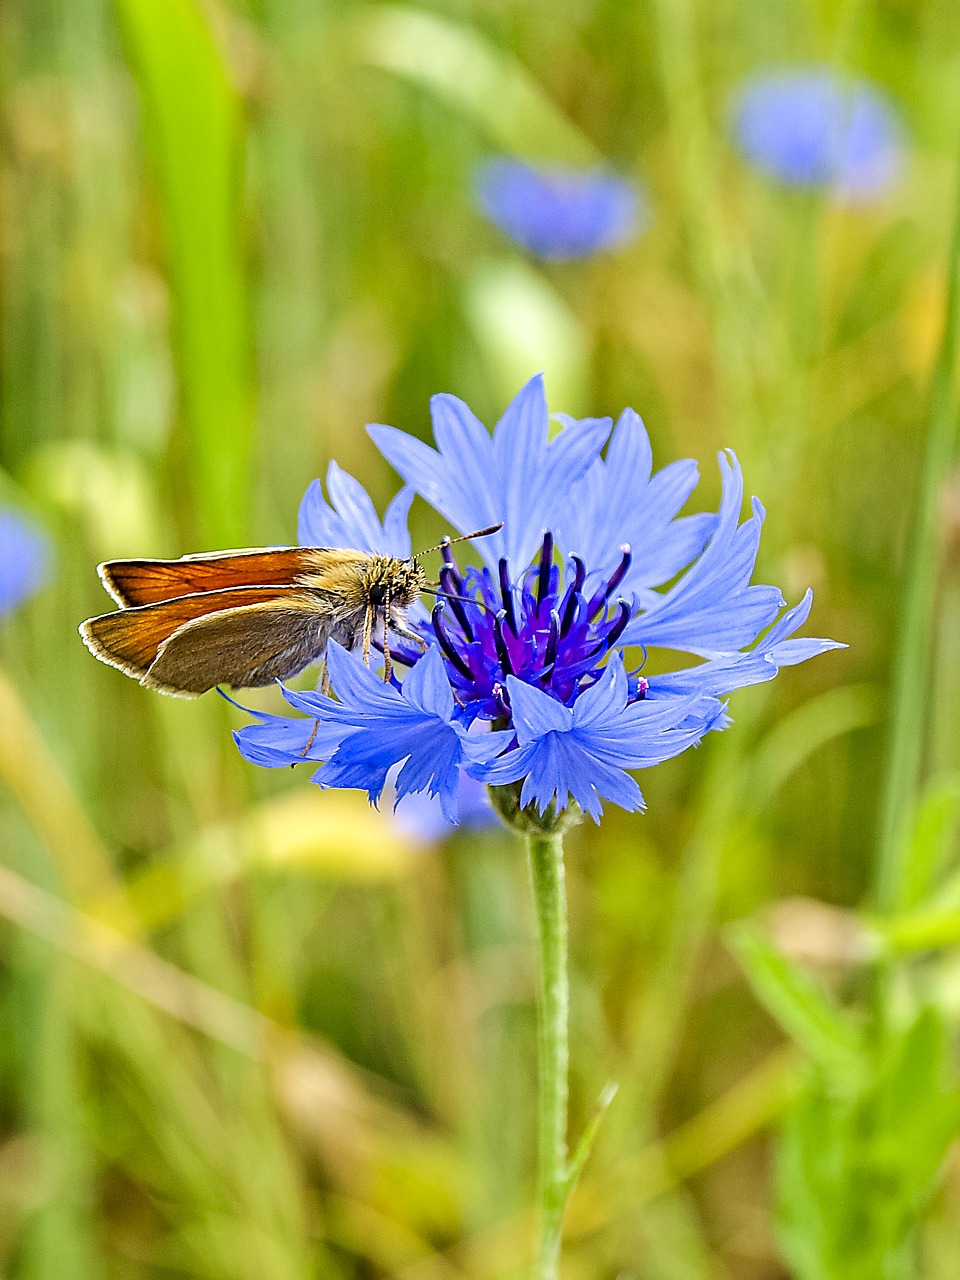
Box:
80;547;427;697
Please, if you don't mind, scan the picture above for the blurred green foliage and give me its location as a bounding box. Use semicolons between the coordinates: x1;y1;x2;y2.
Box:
2;0;960;1277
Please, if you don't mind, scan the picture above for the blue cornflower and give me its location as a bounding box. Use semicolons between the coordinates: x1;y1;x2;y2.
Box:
234;376;841;820
731;69;904;201
0;509;49;615
393;772;499;843
475;158;645;260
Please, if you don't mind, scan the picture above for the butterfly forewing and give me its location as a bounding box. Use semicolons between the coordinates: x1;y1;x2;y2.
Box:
99;548;329;606
81;545;421;695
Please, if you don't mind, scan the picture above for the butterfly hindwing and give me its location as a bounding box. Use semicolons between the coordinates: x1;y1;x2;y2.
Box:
145;598;337;694
79;586;311;687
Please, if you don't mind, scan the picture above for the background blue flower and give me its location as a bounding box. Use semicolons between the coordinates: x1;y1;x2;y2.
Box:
392;772;499;843
731;69;904;200
474;158;645;260
0;509;49;616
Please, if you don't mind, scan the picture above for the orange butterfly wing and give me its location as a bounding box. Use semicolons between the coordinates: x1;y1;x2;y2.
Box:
98;548;324;606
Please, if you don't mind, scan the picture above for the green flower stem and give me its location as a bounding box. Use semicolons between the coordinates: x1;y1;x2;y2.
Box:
526;828;569;1278
489;785;611;1276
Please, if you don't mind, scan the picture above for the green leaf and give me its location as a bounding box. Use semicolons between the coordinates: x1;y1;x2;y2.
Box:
564;1081;618;1198
727;922;861;1079
350;6;596;164
776;1008;960;1280
894;776;960;911
113;0;254;545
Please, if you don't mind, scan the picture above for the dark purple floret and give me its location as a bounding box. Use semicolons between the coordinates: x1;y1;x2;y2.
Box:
413;532;646;720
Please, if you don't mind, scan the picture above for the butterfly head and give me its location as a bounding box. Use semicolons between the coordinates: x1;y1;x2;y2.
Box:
363;556;427;608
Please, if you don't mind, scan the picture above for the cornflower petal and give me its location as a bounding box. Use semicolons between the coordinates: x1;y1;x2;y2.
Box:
472;656;724;820
232;704;346;768
298;460;414;557
648;590;846;700
556;408;716;593
620;451;784;655
370;374;611;575
296;644;511;820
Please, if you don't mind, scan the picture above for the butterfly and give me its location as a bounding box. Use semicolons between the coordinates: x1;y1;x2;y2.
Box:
79;525;501;697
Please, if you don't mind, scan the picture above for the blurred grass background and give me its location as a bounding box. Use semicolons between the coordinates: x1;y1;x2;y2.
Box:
2;0;960;1276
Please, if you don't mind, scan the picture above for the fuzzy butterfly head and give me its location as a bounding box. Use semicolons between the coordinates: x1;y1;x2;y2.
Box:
360;556;426;609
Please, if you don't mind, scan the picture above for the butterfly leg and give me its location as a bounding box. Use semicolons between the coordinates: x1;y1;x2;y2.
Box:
300;658;331;757
300;718;321;757
361;601;374;666
382;593;393;683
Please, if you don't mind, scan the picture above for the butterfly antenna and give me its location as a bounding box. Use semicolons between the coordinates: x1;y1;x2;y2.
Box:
411;522;503;561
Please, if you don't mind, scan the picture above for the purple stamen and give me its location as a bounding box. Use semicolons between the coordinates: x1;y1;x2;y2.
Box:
498;558;518;635
493;682;511;718
537;532;554;606
439;564;474;640
606;599;631;647
559;555;586;636
538;609;561;683
544;608;560;668
432;603;475;679
606;545;632;597
493;609;515;675
589;545;633;620
372;638;421;667
635;676;649;700
440;538;463;589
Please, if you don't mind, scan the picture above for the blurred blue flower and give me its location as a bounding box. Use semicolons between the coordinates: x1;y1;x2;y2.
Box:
234;376;841;820
0;509;49;615
731;70;904;200
393;772;499;843
475;159;644;260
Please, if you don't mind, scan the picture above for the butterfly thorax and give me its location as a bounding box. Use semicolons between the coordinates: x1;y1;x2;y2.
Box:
297;550;425;611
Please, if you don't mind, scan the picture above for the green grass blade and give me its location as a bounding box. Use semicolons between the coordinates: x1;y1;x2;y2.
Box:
727;922;861;1081
350;5;596;164
875;150;960;910
112;0;253;545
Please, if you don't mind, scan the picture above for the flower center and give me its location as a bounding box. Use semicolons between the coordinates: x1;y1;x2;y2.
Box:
394;533;648;720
